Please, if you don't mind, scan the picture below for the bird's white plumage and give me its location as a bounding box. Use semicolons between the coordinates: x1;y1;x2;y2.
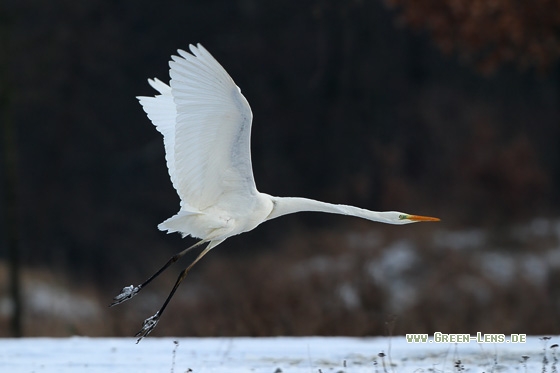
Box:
139;44;256;215
170;45;256;211
137;43;438;242
137;79;179;195
138;44;265;240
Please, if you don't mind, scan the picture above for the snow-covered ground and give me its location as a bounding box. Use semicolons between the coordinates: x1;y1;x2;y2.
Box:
1;335;558;372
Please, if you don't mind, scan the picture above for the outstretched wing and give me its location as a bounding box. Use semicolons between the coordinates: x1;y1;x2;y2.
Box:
138;44;257;211
138;78;181;197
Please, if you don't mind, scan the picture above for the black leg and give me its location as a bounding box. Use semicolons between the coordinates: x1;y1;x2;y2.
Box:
135;243;216;342
110;240;207;307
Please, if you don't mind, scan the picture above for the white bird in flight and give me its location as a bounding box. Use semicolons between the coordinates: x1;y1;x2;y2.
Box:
111;44;439;341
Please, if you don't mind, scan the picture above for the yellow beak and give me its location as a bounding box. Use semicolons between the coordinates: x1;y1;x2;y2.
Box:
407;214;440;222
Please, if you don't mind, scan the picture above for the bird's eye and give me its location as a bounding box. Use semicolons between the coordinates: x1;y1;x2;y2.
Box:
398;214;407;220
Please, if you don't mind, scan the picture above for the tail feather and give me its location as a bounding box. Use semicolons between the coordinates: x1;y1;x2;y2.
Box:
158;210;199;238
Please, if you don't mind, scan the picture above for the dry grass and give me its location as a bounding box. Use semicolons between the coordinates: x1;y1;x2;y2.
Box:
1;218;560;337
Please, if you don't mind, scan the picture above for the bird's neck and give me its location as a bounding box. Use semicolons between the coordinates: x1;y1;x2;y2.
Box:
265;196;389;223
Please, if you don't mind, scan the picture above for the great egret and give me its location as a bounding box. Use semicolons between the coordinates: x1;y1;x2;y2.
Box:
112;44;439;341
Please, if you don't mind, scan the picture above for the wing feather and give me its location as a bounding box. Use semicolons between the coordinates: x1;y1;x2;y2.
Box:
137;79;183;199
139;44;257;212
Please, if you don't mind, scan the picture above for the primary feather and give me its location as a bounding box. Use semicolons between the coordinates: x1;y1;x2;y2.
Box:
137;79;179;195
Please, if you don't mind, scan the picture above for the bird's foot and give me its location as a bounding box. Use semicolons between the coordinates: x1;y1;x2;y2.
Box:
135;312;160;343
110;285;141;307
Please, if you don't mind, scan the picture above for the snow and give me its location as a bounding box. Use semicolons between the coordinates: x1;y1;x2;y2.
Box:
1;335;558;373
367;240;419;311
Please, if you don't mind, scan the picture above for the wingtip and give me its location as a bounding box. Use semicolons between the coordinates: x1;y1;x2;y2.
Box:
141;77;171;96
187;43;210;58
147;78;157;87
188;43;198;54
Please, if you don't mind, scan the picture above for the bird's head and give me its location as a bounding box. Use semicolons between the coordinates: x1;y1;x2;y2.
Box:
384;211;440;225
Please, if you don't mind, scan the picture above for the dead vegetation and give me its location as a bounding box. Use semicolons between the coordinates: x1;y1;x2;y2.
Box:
2;217;560;337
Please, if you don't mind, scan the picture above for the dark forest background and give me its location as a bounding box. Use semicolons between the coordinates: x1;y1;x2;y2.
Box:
1;0;559;338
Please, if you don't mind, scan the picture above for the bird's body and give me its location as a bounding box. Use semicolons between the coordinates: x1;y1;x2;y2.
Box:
161;192;273;242
113;44;439;341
